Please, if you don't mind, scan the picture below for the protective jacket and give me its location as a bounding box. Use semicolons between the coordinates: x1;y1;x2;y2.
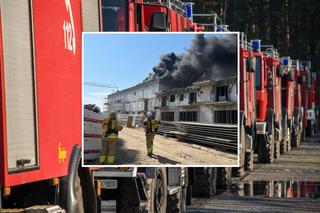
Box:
144;117;159;134
102;118;123;140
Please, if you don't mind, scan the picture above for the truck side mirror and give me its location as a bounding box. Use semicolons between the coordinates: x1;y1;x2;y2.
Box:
150;12;167;31
246;57;256;72
276;66;282;77
297;75;303;84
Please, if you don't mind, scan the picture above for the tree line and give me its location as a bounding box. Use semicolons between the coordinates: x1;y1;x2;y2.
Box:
186;0;320;71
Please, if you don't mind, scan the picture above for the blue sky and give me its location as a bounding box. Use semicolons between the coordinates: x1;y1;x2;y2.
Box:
83;33;227;110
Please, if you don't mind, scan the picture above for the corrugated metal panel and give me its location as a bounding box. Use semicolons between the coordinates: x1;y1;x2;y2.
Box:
82;0;100;32
0;0;38;170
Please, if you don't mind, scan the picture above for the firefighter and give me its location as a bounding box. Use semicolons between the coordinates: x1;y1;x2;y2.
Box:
99;112;123;164
144;111;159;156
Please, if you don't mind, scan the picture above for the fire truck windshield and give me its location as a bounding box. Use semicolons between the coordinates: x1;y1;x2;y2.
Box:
101;0;127;31
255;56;262;90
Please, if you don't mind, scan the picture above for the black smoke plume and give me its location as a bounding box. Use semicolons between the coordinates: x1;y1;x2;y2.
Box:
151;34;237;88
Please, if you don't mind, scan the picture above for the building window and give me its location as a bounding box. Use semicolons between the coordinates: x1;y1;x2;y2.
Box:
161;96;167;107
170;95;175;102
179;111;198;122
214;110;237;124
179;94;184;101
216;85;228;101
189;92;197;104
161;112;174;121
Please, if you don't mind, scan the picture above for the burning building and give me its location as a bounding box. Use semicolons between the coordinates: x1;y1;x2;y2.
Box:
105;34;238;124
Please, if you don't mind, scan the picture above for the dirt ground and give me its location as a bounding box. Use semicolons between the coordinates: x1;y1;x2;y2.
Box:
113;127;237;165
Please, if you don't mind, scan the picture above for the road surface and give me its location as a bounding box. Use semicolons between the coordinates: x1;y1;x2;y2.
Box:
187;195;320;213
113;127;237;165
241;133;320;182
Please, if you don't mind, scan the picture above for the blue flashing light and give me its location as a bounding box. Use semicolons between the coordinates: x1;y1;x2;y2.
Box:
282;57;289;66
251;40;261;52
186;4;192;18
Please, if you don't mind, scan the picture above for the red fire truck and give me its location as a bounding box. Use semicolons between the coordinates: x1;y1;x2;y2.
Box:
280;56;295;153
290;60;303;147
300;61;313;140
239;33;256;174
251;40;284;163
0;0;209;212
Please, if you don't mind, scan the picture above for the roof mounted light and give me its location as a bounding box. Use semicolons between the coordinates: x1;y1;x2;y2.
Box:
251;40;261;52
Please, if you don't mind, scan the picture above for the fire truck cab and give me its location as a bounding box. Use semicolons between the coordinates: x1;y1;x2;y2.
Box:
251;39;282;163
280;56;295;153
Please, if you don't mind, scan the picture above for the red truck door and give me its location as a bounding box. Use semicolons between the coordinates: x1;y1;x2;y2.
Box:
0;0;38;171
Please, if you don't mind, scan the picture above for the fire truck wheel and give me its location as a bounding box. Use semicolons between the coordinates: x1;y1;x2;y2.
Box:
74;172;85;213
78;167;97;213
192;168;217;196
287;134;292;152
280;139;287;154
236;122;246;177
245;149;254;171
186;185;192;206
148;168;167;213
291;128;299;147
217;168;231;190
257;133;274;163
274;140;280;159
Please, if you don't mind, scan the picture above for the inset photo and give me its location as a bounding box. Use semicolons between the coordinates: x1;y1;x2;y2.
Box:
83;32;239;166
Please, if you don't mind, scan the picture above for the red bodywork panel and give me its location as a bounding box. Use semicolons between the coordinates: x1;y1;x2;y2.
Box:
300;68;310;126
308;73;316;109
285;79;295;120
240;48;255;127
265;56;282;124
294;67;302;109
0;0;82;187
253;52;267;122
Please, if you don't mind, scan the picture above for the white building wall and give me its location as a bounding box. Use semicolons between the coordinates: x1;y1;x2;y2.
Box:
199;106;213;123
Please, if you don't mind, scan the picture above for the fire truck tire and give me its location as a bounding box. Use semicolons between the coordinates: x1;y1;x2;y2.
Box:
217;168;231;190
280;138;287;154
148;168;167;213
236;122;246;177
287;134;292;152
192;168;217;197
245;149;254;171
59;145;95;213
257;134;274;163
78;167;97;213
186;185;192;206
274;140;280;159
74;173;85;213
291;128;299;147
